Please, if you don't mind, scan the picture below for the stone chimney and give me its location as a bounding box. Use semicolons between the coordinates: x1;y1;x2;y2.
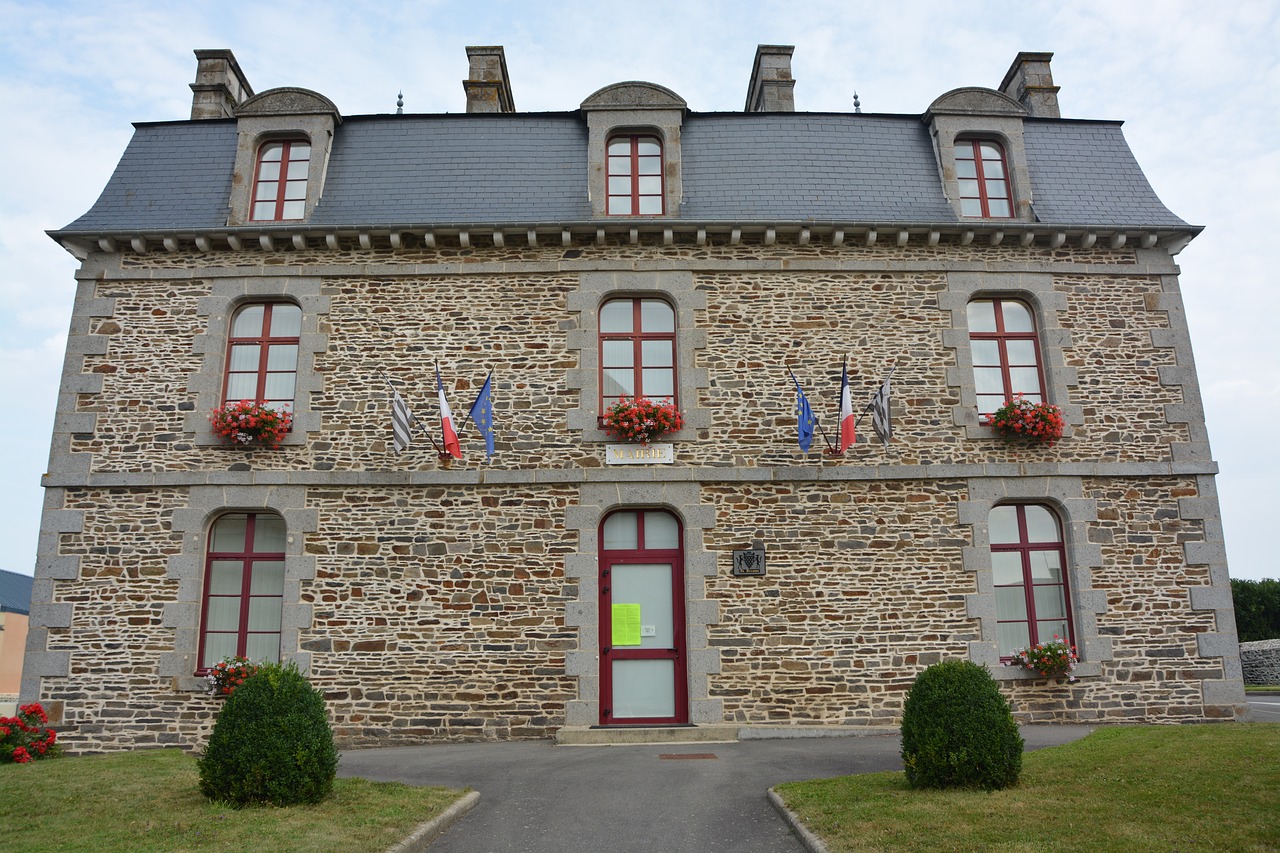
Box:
189;49;254;120
744;44;796;112
463;46;516;113
999;51;1061;118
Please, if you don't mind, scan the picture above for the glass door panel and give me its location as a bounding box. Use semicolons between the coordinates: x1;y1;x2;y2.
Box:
611;660;675;719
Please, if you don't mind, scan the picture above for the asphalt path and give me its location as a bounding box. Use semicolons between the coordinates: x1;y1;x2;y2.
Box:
338;726;1094;853
1247;696;1280;723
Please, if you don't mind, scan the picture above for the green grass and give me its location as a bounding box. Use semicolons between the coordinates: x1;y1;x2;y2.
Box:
0;748;467;852
776;724;1280;852
1245;684;1280;692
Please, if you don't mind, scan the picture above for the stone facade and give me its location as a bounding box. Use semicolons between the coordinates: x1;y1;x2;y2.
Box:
27;46;1246;753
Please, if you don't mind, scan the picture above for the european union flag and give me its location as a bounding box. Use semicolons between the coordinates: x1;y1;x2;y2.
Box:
468;371;495;457
794;379;815;453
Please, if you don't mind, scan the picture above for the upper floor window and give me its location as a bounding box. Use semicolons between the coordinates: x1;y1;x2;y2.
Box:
955;140;1011;218
599;298;676;415
990;504;1072;658
250;139;310;221
198;512;285;671
224;302;302;413
968;298;1044;418
607;135;664;215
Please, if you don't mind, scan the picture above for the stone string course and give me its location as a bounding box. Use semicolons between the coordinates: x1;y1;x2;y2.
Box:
28;241;1245;752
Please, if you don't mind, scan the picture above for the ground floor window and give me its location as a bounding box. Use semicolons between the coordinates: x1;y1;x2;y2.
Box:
991;503;1072;656
197;512;285;671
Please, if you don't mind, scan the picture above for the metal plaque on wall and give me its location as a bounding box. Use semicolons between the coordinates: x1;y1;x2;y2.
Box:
731;547;766;577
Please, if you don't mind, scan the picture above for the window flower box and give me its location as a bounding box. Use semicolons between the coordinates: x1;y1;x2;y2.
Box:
989;395;1064;445
209;400;292;449
602;396;684;444
1004;637;1079;683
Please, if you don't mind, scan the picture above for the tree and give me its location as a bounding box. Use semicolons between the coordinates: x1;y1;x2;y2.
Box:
1231;578;1280;643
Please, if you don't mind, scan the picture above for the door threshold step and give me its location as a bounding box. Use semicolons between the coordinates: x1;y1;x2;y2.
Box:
554;725;740;745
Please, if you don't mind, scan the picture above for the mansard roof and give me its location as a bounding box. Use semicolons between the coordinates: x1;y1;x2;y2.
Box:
55;109;1191;238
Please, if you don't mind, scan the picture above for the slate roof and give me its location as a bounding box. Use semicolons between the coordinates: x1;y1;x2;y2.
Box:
0;570;33;615
58;111;1190;234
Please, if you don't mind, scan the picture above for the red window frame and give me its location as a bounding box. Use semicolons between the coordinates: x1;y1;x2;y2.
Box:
222;302;301;414
606;134;664;215
991;504;1074;659
968;298;1046;419
598;509;688;725
249;139;310;222
197;512;285;673
598;297;677;421
955;139;1012;218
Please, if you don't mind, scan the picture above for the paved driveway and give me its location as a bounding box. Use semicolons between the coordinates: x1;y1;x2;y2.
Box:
338;726;1093;853
1247;696;1280;723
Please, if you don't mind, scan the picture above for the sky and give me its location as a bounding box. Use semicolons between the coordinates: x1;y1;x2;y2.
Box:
1;0;1277;581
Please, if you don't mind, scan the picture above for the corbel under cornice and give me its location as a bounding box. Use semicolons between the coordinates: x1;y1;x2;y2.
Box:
50;220;1203;259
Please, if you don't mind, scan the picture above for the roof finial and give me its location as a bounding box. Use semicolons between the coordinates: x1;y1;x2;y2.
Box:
396;90;404;115
853;91;861;114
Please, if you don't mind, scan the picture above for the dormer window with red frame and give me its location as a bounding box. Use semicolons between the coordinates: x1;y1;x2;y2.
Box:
955;140;1012;218
250;139;310;221
607;135;664;215
223;302;302;414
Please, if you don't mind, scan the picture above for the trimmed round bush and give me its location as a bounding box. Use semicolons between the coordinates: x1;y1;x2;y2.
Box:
900;659;1023;791
198;661;338;807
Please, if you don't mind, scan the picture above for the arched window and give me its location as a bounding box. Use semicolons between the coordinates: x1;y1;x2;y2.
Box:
198;512;285;671
223;302;302;413
250;139;310;221
968;298;1045;418
955;140;1012;218
599;297;676;416
990;504;1073;657
606;135;664;215
599;509;687;724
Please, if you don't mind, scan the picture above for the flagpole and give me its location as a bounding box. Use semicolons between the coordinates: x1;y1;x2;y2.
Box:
382;371;444;454
787;367;837;454
455;368;492;434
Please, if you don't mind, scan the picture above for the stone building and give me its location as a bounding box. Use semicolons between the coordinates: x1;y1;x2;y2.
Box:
27;45;1245;752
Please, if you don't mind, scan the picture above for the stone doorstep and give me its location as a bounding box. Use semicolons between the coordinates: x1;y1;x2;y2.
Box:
553;724;898;745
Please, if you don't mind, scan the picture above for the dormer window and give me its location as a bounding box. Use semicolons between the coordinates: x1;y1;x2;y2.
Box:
607;135;664;215
955;140;1012;218
250;139;310;221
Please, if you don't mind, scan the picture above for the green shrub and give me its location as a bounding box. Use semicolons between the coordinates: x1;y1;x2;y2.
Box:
900;659;1023;791
198;661;338;807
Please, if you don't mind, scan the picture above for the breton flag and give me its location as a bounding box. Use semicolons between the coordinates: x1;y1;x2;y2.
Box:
838;358;855;454
390;385;414;453
436;365;463;459
468;371;496;458
871;375;893;446
791;372;816;453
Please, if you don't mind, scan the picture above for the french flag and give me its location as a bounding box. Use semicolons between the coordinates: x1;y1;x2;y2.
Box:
838;359;855;453
437;365;463;459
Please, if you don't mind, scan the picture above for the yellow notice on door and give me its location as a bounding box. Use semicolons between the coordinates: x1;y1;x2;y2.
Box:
611;603;642;646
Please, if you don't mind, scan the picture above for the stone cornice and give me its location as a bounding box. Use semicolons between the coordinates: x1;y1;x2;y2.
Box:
42;459;1219;491
48;219;1202;261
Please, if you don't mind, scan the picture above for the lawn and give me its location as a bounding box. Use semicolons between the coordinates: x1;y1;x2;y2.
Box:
0;748;467;853
775;723;1280;852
